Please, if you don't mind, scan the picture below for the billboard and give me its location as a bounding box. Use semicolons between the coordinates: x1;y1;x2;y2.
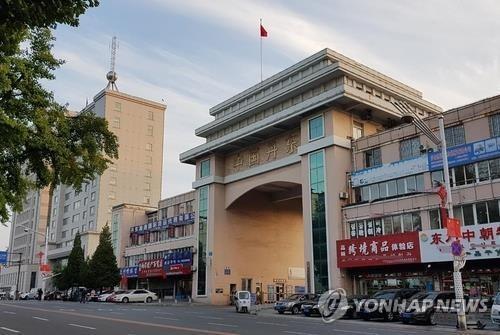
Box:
337;232;421;268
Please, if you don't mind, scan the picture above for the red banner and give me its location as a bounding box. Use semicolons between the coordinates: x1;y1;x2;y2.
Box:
337;232;421;268
138;259;165;278
165;264;191;276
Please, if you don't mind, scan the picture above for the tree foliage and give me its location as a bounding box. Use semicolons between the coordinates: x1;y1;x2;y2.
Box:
88;225;120;290
0;0;118;223
62;233;87;287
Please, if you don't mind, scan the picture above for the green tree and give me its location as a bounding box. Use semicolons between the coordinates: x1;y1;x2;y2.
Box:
88;225;120;291
0;1;118;223
64;233;86;287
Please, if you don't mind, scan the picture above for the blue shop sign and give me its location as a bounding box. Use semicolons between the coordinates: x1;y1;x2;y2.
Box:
428;137;500;171
163;250;192;267
120;266;139;278
0;251;7;265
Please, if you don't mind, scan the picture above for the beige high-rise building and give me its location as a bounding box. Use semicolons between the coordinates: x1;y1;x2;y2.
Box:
47;88;166;265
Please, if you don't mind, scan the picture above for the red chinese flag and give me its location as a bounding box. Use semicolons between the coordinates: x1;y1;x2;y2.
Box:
260;24;268;37
447;218;462;238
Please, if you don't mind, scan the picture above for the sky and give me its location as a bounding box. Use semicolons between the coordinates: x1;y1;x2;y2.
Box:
2;0;500;249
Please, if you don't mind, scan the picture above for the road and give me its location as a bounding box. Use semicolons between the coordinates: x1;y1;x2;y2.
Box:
0;300;497;335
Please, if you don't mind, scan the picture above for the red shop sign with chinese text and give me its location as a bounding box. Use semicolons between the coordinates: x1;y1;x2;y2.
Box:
138;259;165;278
336;232;421;268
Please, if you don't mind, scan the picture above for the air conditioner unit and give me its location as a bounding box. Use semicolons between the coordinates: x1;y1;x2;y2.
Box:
191;266;197;272
191;247;197;254
339;192;349;200
419;144;428;153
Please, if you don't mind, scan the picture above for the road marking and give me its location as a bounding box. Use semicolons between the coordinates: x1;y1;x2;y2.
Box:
256;321;288;326
0;327;20;333
132;308;146;311
68;323;96;330
207;323;238;328
2;311;16;315
2;303;238;335
33;316;49;321
283;331;319;335
198;315;224;320
155;311;175;315
154;316;180;321
334;330;379;335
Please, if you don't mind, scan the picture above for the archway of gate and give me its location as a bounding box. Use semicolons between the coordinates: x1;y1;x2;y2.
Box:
211;163;306;304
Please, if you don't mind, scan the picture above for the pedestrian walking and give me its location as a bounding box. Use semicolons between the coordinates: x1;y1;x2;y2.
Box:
80;288;87;303
37;288;43;301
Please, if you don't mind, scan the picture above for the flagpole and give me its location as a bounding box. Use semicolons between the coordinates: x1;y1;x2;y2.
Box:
260;18;263;83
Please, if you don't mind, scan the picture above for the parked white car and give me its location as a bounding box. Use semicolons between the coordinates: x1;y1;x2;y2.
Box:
112;289;158;303
492;292;500;327
97;290;114;302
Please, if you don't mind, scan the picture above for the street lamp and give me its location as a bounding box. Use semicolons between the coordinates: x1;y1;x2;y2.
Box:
23;224;49;301
392;101;467;330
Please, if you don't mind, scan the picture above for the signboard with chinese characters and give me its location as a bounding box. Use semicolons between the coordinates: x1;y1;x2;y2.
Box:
224;129;300;176
336;232;421;268
138;259;165;278
0;251;7;265
428;136;500;171
129;212;195;234
120;266;139;278
351;155;428;187
419;222;500;263
163;250;192;275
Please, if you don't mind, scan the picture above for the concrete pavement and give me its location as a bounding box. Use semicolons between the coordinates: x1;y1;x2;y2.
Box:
0;300;498;335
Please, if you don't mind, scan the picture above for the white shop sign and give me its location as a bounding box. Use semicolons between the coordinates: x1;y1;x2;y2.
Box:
419;222;500;263
351;155;428;187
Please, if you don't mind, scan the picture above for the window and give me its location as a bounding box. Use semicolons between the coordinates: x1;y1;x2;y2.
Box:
145;169;152;178
429;209;442;229
71;228;78;236
144;183;151;191
61;230;67;238
478;161;490;181
84;197;88;206
73;200;81;210
462;204;474;226
88;220;94;230
400;137;421;160
63;218;69;226
82;211;87;219
92;178;97;187
476;202;488;224
143;196;150;205
200;159;211;178
147;125;153;136
84;183;88;192
147;111;154;120
63;205;69;213
352;121;364;140
145;156;152;164
369;184;379;200
54;195;58;203
489;114;500;137
112;117;120;129
81;225;87;232
146;143;152;151
387;180;397;197
445;125;465;147
91;192;96;201
109;177;117;185
74;190;80;197
72;214;80;223
114;102;121;111
364;148;381;168
108;191;116;200
392;215;402;233
308;115;324;141
488;200;500;223
65;192;71;201
90;206;95;216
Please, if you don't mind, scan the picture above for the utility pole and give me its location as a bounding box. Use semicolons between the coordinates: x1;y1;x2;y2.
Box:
13;252;22;300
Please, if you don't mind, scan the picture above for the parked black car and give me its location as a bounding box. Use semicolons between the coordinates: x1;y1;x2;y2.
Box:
275;294;318;314
400;291;455;325
302;294;368;318
359;288;420;321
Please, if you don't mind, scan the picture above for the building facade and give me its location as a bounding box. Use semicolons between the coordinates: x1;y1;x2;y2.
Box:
180;49;441;304
46;88;166;267
0;187;50;293
341;95;500;296
0;86;166;293
114;191;196;301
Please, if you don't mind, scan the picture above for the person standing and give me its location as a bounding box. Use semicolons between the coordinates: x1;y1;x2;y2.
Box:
80;288;87;303
37;288;43;301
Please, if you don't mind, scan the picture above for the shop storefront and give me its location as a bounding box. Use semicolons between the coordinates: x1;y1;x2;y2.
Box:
163;249;193;301
337;223;500;296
